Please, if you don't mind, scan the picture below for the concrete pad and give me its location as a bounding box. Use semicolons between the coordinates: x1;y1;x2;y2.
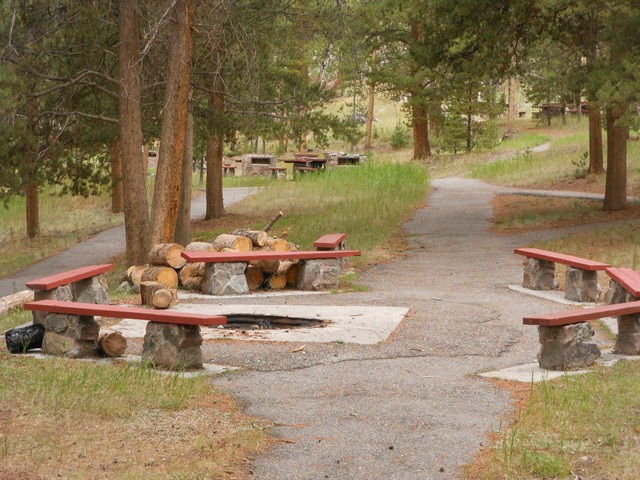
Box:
508;284;596;306
102;304;409;345
479;349;640;383
180;290;330;301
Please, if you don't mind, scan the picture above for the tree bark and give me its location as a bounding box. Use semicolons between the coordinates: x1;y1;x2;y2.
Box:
150;0;195;244
118;0;150;265
175;93;194;245
588;102;604;174
25;182;39;239
507;76;517;133
110;137;124;214
205;74;225;220
412;103;431;159
603;103;629;212
364;51;376;151
97;331;127;357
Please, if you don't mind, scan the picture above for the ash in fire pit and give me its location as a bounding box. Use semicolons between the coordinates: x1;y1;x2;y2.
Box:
223;314;328;330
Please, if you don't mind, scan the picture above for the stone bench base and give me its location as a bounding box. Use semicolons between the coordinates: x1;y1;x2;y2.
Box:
201;259;342;295
523;259;601;302
537;323;601;370
142;322;204;369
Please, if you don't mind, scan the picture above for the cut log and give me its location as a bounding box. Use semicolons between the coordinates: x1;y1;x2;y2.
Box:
179;262;205;290
263;210;283;232
148;243;187;269
245;266;265;290
268;273;287;290
97;331;127;357
185;241;217;252
266;238;295;252
254;259;280;274
286;263;300;288
151;289;173;309
232;229;269;247
140;281;166;306
0;290;34;316
4;323;45;353
213;234;253;252
140;267;179;290
127;265;149;286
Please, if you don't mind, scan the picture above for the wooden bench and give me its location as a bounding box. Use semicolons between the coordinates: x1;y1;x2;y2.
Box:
313;233;347;251
514;247;611;302
605;267;640;303
268;166;287;179
181;249;360;295
523;300;640;370
223;164;237;177
25;264;113;292
23;299;227;369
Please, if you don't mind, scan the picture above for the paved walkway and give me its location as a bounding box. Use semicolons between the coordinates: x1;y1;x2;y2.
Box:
194;178;593;479
0;188;256;297
0;179;612;478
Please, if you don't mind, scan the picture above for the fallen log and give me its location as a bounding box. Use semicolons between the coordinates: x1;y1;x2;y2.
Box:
185;241;217;252
267;272;287;290
97;331;127;357
127;265;149;286
286;263;299;288
140;281;176;308
179;262;205;290
148;243;186;269
5;323;45;353
0;290;34;316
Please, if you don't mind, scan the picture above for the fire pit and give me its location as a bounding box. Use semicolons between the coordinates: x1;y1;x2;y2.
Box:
241;154;276;177
223;313;328;330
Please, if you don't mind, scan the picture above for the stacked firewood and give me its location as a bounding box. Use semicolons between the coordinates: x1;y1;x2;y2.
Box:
125;215;299;299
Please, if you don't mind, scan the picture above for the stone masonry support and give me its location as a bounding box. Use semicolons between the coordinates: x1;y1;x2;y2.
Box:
523;258;556;290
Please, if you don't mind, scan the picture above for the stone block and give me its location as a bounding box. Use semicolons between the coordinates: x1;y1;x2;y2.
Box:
201;262;249;295
72;275;109;304
564;267;601;303
42;331;97;358
297;259;341;291
32;286;73;325
614;314;640;355
537;323;601;370
142;322;204;369
523;258;556;290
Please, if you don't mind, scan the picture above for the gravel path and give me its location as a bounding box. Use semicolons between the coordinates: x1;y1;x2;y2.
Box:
200;177;573;479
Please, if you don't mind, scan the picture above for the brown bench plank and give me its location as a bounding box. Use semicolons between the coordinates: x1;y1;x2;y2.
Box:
606;267;640;297
523;300;640;327
182;250;360;263
313;233;347;250
25;264;114;291
514;248;611;270
24;299;227;326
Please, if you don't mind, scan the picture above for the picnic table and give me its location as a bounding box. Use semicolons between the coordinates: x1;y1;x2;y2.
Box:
282;154;326;173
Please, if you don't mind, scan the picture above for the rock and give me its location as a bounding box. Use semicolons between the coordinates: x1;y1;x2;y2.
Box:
40;313;100;358
201;262;249;295
297;259;341;290
523;258;556;290
537;323;601;370
142;322;203;369
614;314;640;355
564;267;601;303
32;285;73;325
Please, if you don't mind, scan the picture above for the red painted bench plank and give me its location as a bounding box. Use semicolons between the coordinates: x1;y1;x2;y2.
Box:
313;233;347;249
523;300;640;327
514;248;610;271
181;249;360;263
606;267;640;297
25;264;114;291
23;300;227;326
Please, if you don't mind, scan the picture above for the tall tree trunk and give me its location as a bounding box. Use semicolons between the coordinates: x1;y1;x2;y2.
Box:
507;76;517;132
25;182;39;239
175;96;193;245
150;0;195;244
466;112;472;153
588;101;604;174
110;137;124;214
603;103;629;212
575;93;582;124
412;103;431;159
364;51;376;151
205;75;225;220
118;0;150;265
